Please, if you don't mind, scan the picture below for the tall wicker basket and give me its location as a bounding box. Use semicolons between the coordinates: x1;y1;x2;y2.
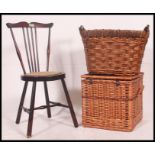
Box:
81;73;143;131
79;26;149;76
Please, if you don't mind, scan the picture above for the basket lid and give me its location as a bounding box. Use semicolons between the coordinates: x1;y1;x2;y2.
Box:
81;73;143;81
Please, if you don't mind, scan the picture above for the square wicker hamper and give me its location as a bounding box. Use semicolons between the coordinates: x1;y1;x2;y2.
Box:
81;73;144;131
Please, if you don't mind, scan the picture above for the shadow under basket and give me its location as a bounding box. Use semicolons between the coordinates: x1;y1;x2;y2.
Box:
81;73;144;131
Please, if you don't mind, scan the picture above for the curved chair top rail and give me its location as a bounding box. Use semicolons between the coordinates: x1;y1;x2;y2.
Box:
6;22;53;28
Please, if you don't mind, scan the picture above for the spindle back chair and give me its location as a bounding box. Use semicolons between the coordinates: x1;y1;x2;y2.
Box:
6;22;78;138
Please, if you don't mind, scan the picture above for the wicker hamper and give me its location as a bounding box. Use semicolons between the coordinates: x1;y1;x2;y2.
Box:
81;73;143;131
79;26;149;76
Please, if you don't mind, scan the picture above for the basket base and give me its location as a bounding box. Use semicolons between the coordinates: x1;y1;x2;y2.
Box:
82;112;142;132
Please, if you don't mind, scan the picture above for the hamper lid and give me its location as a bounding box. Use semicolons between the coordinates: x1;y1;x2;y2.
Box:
81;73;143;81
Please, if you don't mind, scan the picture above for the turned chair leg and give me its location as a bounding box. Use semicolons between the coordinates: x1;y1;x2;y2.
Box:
61;78;78;127
16;81;28;124
27;82;37;138
43;81;51;118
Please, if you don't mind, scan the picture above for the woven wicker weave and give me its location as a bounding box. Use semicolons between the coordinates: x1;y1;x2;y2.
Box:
79;26;149;75
81;73;143;131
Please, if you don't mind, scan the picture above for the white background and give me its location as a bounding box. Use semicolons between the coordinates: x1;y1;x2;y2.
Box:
2;15;153;140
0;0;155;12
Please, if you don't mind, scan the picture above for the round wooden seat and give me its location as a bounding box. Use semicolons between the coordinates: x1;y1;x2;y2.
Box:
21;71;65;81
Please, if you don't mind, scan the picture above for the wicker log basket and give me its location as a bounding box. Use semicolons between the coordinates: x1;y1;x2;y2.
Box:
79;25;149;76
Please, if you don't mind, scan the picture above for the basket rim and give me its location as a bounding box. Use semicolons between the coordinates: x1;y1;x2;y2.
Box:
79;25;149;39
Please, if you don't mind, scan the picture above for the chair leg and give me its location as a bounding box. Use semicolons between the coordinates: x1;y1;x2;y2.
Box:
27;82;37;138
16;81;28;124
43;81;51;118
61;78;78;127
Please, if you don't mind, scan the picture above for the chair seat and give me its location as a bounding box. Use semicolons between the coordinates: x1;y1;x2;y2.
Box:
21;71;65;81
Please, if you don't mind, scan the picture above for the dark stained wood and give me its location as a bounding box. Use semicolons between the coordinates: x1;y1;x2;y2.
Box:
49;101;69;108
46;28;51;71
21;73;65;81
7;22;78;138
6;22;53;28
27;82;36;138
26;28;34;72
6;22;29;28
30;22;53;28
61;79;78;127
22;28;32;72
23;107;30;114
9;28;26;74
30;27;37;72
34;28;40;72
44;81;51;118
23;102;69;112
16;81;28;124
7;22;53;73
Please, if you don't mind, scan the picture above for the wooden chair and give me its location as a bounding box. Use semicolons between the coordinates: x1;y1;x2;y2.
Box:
6;22;78;138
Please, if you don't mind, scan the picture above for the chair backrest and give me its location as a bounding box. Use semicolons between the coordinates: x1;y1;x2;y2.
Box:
6;21;53;74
